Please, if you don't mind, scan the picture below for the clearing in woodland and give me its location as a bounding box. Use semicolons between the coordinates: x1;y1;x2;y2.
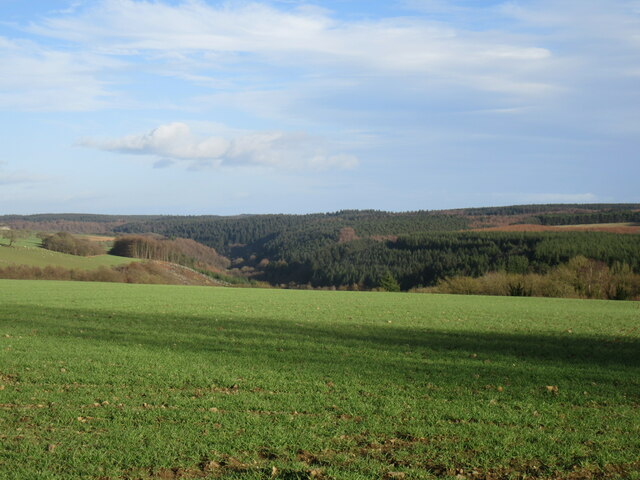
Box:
0;280;638;479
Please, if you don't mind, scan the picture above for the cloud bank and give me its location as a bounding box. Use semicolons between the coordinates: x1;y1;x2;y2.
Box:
3;0;638;122
82;122;359;171
0;0;568;114
24;0;554;96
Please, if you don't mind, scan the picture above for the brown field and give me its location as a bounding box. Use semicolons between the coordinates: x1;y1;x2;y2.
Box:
474;223;640;234
467;214;535;229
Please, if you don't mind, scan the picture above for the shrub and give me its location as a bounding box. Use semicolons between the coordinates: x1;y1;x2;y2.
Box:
42;232;104;256
431;257;640;300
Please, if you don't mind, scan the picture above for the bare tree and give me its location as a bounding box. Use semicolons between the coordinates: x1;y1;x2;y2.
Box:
1;229;26;247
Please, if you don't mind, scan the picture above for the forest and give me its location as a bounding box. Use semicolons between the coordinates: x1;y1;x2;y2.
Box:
258;231;640;290
109;235;230;271
112;210;471;256
529;210;640;225
2;204;639;298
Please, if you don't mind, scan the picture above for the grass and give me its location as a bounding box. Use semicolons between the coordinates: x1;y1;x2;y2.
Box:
0;280;639;479
0;236;136;270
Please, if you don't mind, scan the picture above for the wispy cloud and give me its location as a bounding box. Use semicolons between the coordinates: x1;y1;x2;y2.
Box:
2;0;637;120
1;0;638;213
81;122;359;171
0;36;117;111
0;169;48;186
24;0;555;95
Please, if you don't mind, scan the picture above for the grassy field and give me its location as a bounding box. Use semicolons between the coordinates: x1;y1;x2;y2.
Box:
0;236;135;270
0;280;638;479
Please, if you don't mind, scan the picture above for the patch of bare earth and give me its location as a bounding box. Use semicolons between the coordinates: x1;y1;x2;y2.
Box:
152;262;228;286
119;453;329;479
467;214;540;229
113;432;639;480
338;227;359;243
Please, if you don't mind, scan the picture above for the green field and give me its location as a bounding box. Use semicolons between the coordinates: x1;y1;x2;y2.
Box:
0;237;135;270
0;280;638;479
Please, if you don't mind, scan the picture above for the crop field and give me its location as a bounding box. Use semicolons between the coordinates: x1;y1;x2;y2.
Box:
0;237;135;270
0;280;639;479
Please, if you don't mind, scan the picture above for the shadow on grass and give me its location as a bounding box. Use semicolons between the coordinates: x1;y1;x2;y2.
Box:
6;306;640;397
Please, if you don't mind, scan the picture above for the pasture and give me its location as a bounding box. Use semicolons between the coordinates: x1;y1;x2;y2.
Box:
0;280;638;479
0;237;135;270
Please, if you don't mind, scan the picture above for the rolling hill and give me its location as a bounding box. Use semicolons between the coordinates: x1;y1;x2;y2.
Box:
2;204;639;296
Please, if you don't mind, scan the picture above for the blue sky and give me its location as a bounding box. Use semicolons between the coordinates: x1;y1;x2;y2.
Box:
1;0;639;215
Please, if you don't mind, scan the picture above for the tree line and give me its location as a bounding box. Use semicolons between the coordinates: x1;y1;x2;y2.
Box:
459;203;640;216
41;232;105;256
429;256;640;300
0;262;210;286
529;211;640;226
110;235;230;271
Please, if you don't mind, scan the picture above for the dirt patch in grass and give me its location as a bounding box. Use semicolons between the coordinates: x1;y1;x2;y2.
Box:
121;455;330;479
0;372;18;384
117;452;639;480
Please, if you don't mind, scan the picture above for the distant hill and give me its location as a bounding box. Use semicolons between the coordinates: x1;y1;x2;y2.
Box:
0;234;223;287
3;203;638;236
2;204;639;293
0;214;164;234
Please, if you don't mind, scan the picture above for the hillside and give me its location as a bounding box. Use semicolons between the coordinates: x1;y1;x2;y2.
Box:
3;203;639;245
2;204;639;295
0;235;222;287
0;236;134;270
0;214;163;234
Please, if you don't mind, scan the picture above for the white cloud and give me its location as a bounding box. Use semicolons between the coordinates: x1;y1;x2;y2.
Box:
0;0;636;120
2;0;638;192
81;122;359;171
25;0;555;95
7;0;635;116
89;122;230;160
0;36;118;111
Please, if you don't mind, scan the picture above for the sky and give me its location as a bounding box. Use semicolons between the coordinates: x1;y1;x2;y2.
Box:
0;0;639;215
